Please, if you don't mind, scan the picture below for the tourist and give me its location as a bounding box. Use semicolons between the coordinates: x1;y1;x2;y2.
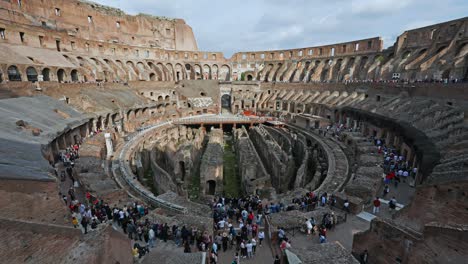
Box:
306;218;313;235
212;241;218;254
319;234;327;243
373;197;381;214
252;237;257;254
246;240;253;258
360;249;369;263
389;197;397;211
220;232;227;252
383;185;390;197
81;217;88;234
258;230;265;246
184;241;191;253
280;238;291;251
210;251;218;264
240;240;246;258
132;245;139;260
343;199;350;213
72;216;78;228
148;227;155;248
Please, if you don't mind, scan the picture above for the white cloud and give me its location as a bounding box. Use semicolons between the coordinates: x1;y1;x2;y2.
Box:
93;0;468;56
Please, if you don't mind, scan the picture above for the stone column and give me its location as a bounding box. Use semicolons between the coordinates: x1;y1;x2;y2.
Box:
105;133;114;159
346;117;351;128
353;120;358;130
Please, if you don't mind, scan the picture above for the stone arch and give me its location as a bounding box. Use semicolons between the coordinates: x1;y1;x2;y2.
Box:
203;64;211;79
7;65;21;81
42;68;51;81
262;64;274;82
57;69;66;82
147;62;163;81
126;61;139;80
342;57;355;81
206;180;216;195
71;69;79;82
273;63;283;81
219;65;231;81
247;74;253;81
299;61;311;81
175;63;184;81
26;66;38;82
184;64;194;80
356;56;369;80
149;73;156;81
221;94;231;110
136;62;148;80
165;95;170;101
193;64;202;80
402;50;411;59
166;63;175;81
212;64;218;80
331;59;343;82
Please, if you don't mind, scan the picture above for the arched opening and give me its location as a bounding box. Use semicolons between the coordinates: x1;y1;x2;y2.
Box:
7;65;21;81
149;73;156;81
165;95;170;101
158;96;163;102
206;180;216;195
442;69;450;80
42;68;50;81
57;69;66;82
179;161;186;181
26;67;38;82
71;69;79;82
247;74;253;81
402;51;411;59
221;94;231;112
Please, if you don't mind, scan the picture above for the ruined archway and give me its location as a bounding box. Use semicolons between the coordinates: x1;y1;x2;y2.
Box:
8;65;21;81
221;94;231;111
42;68;50;81
71;69;79;82
57;69;66;82
206;180;216;195
26;66;38;82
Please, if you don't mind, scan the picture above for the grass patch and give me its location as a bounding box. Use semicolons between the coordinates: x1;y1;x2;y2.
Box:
223;137;241;198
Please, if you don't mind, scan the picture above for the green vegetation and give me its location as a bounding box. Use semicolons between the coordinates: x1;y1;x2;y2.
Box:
240;72;246;81
223;137;241;198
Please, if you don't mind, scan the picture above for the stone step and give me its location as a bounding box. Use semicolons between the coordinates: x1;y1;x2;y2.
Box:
356;211;376;222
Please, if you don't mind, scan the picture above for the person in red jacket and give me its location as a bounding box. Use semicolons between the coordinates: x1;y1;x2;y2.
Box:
373;197;381;214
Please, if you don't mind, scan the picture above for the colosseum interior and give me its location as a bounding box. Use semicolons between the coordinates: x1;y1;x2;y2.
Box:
0;1;467;263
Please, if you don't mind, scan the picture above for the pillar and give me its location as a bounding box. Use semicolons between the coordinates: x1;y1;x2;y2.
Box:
346;117;351;128
353;120;358;130
105;133;114;159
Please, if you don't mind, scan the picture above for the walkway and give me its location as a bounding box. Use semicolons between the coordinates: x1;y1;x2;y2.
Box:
217;231;275;264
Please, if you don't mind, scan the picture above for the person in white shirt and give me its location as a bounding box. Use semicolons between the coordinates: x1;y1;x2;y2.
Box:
218;219;226;230
251;238;257;254
246;241;253;258
258;231;265;246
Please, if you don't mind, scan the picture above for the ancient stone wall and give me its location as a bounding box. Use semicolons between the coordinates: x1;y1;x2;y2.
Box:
199;129;224;195
233;126;272;197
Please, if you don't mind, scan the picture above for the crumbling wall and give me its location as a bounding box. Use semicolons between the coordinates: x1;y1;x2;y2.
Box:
199;129;224;195
249;126;291;193
233;126;272;197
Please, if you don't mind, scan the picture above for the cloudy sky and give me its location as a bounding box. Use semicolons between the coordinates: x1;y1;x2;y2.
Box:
94;0;468;58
